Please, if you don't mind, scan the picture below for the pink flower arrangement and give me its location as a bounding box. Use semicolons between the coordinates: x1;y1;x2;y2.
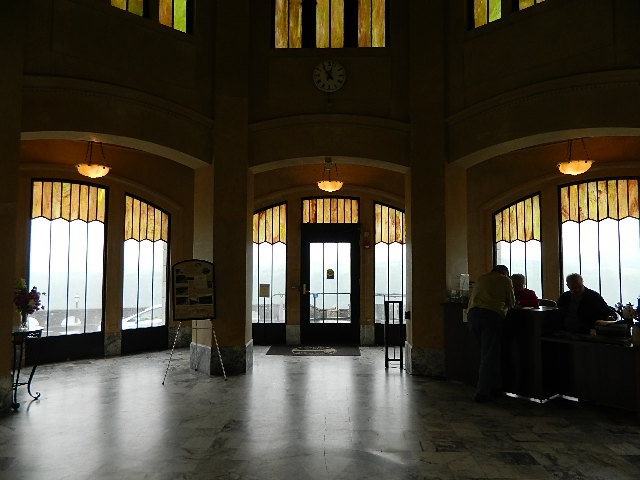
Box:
13;279;45;315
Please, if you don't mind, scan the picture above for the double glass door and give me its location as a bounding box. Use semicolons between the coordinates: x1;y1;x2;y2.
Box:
300;224;360;344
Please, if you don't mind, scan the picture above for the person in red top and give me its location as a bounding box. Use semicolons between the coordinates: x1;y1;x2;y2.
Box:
510;274;539;308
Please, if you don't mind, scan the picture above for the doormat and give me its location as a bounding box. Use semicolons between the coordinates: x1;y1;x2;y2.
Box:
266;345;361;356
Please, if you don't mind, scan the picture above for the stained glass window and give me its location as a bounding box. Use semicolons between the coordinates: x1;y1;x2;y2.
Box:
122;195;170;330
111;0;145;17
29;181;107;337
472;0;501;28
159;0;189;33
275;0;385;48
519;0;545;10
252;204;287;324
494;194;542;298
302;197;359;224
374;203;406;324
560;178;640;306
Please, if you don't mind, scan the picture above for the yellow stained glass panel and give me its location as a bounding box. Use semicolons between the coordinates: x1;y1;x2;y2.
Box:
359;0;372;47
258;210;266;243
474;0;488;28
289;0;302;48
569;185;579;222
597;181;608;221
61;183;71;220
273;205;280;244
519;0;535;9
111;0;126;9
375;204;382;243
132;199;140;239
389;209;397;243
324;198;331;224
125;196;133;239
331;0;344;48
252;213;259;243
266;208;273;244
560;187;569;223
381;205;389;243
345;199;352;223
79;185;88;222
280;204;287;243
588;182;598;221
51;182;61;219
331;198;338;223
338;198;345;223
275;0;289;48
88;186;98;222
397;211;404;244
317;0;330;48
174;0;187;33
532;195;540;240
147;205;156;240
161;213;169;241
310;199;317;223
630;180;639;218
129;0;144;16
516;201;525;241
160;0;172;27
578;183;588;222
489;0;501;22
70;183;80;220
524;198;533;241
619;180;629;219
608;180;618;220
97;188;106;223
139;199;148;239
351;200;358;223
495;212;502;242
509;205;517;241
372;0;385;47
302;200;310;224
154;207;162;241
32;182;42;218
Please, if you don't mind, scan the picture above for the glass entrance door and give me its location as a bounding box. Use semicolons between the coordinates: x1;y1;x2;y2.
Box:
301;224;359;344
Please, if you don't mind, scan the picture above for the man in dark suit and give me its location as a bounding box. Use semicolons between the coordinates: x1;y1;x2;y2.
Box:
557;273;616;333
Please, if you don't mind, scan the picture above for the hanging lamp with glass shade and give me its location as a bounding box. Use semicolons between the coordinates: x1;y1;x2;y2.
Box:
317;157;344;192
76;141;111;178
557;138;594;176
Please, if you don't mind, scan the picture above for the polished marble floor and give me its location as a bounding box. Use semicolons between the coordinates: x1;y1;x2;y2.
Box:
1;346;640;480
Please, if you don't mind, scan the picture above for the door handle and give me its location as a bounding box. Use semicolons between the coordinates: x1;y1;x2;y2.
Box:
302;284;310;295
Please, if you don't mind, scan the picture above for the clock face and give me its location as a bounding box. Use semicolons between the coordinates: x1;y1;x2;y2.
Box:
312;60;346;93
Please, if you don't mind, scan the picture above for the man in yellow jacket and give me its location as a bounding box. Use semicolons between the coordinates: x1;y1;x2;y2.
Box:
467;264;516;403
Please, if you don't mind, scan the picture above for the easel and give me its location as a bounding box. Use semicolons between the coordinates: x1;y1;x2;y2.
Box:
162;319;227;384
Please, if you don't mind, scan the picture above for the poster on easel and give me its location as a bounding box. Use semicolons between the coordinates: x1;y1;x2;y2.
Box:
172;259;215;321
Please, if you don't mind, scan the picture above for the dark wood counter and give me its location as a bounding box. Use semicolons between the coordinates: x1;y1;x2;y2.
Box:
443;302;640;412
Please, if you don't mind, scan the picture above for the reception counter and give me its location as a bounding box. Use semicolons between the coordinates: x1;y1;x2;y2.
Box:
443;302;640;413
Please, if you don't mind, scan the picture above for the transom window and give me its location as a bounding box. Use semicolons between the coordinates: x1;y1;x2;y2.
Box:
472;0;501;28
252;204;287;324
374;203;406;324
494;193;542;297
560;178;640;306
111;0;190;33
122;195;170;330
29;180;107;336
302;197;359;224
275;0;386;48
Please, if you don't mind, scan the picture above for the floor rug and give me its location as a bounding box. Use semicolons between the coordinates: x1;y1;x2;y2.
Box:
266;345;361;356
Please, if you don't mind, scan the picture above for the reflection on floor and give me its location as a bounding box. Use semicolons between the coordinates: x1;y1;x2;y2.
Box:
1;346;640;479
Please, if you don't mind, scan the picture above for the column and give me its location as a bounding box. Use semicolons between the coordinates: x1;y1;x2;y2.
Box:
189;1;253;376
405;0;448;376
0;2;24;411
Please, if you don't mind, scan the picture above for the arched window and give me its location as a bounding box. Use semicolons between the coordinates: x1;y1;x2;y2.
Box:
374;203;406;324
494;193;542;297
252;204;287;325
560;178;640;305
122;195;170;330
275;0;386;48
28;180;107;336
472;0;501;28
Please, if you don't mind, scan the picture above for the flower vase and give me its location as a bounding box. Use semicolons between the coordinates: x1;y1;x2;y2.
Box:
21;313;28;330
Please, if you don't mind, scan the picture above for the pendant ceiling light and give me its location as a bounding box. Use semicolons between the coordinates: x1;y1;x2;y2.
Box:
557;138;594;176
76;141;110;178
317;157;343;192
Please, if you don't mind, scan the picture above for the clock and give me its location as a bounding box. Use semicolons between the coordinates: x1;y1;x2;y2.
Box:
312;60;346;93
